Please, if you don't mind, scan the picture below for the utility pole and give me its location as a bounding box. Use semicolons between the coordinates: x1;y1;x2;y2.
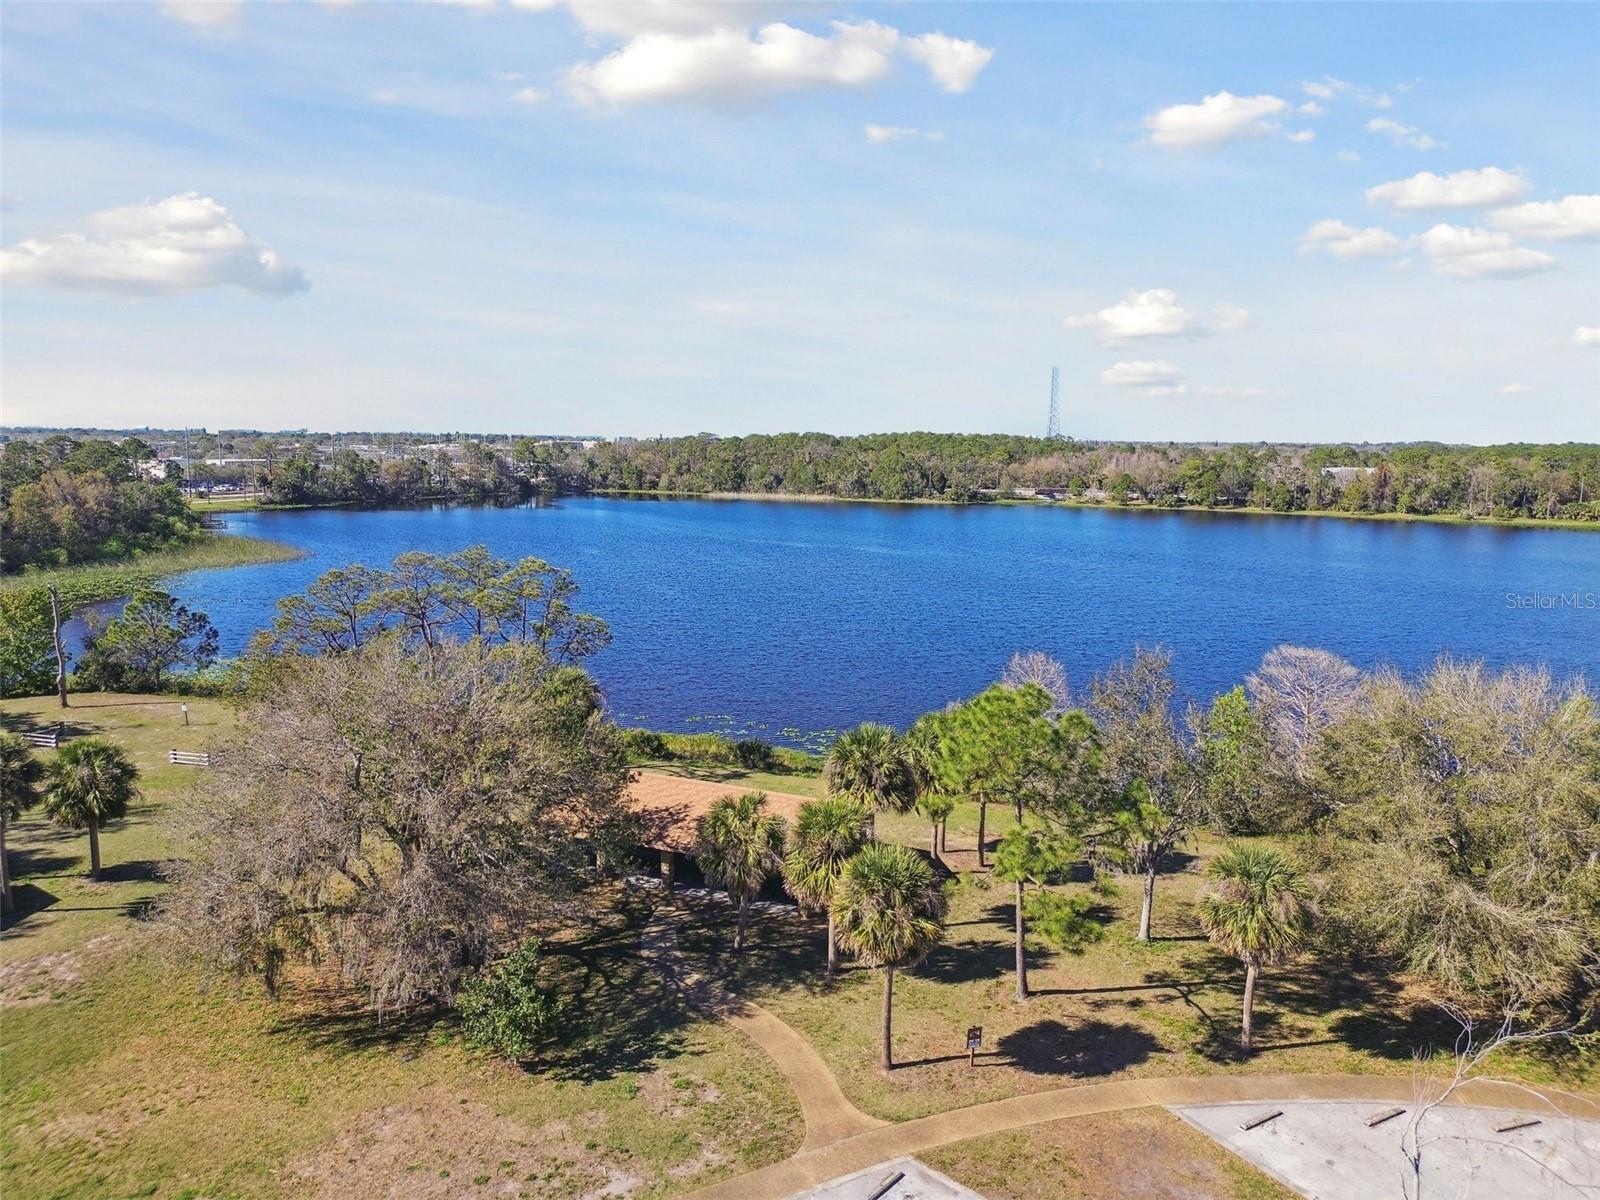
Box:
1045;367;1062;441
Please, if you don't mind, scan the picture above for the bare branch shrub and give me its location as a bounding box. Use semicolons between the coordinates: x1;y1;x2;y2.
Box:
1002;650;1071;714
161;634;635;1017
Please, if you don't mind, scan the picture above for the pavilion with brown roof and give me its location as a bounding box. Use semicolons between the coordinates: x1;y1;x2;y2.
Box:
625;769;814;889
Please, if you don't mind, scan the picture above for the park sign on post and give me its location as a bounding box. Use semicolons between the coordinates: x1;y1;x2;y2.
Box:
966;1025;982;1067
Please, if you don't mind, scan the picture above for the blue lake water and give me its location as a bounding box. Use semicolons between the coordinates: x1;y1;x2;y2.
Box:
75;498;1600;746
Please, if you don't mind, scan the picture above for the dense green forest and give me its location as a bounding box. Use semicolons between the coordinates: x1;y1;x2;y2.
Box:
555;433;1600;521
5;432;1597;530
0;436;200;573
260;442;531;506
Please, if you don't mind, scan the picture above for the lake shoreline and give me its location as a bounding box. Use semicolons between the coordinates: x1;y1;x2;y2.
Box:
186;487;1598;530
0;532;305;605
588;488;1600;531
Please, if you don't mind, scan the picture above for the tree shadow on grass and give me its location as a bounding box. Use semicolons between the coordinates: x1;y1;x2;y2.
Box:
1152;946;1431;1063
274;890;700;1082
96;859;168;885
8;846;78;877
993;1019;1162;1077
535;905;696;1083
917;933;1057;986
0;882;61;931
269;990;445;1054
0;880;159;933
672;897;829;1000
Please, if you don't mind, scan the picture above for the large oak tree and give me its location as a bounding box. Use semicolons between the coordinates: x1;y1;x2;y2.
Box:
162;634;637;1016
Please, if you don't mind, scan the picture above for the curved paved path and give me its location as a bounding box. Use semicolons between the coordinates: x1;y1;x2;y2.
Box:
683;1072;1600;1200
648;901;1600;1200
644;918;884;1152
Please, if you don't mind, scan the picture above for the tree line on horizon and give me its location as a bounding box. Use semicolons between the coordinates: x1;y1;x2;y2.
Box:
554;433;1600;520
6;433;1598;539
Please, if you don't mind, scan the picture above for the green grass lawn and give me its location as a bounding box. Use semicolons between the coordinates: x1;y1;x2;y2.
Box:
1;694;230;964
666;774;1597;1123
5;696;1592;1199
925;1109;1295;1200
0;694;802;1199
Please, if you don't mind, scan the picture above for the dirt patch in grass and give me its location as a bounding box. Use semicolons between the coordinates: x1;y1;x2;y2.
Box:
0;950;83;1006
1;911;801;1200
0;934;128;1007
288;1087;642;1200
924;1108;1294;1200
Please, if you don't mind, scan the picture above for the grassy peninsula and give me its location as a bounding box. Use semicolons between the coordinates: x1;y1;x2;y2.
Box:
0;533;303;605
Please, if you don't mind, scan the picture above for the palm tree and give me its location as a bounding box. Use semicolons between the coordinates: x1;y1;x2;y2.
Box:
781;796;870;975
832;843;948;1070
1;732;46;914
918;792;956;861
42;738;139;881
695;792;785;951
824;723;915;840
1197;844;1317;1052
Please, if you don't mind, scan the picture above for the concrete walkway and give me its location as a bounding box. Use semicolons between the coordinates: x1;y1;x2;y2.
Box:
648;892;1600;1200
683;1074;1600;1200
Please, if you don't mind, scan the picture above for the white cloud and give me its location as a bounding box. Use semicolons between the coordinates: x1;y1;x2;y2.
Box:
1302;76;1392;107
1067;288;1194;342
1499;382;1532;395
554;1;786;37
864;124;942;144
1211;302;1252;333
1287;129;1316;144
0;193;308;297
1298;100;1325;116
1066;289;1250;342
1144;91;1288;149
1572;326;1600;348
160;0;242;30
563;18;992;107
902;32;994;94
1416;224;1556;280
1366;167;1530;210
1338;150;1361;163
1101;360;1187;395
1489;195;1600;242
1298;218;1405;260
513;86;546;103
1366;117;1442;150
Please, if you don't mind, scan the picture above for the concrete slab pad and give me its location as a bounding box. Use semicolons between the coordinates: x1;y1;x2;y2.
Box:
789;1155;988;1200
1172;1099;1600;1199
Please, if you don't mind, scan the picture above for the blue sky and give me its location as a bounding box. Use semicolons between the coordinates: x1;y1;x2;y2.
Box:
1;1;1596;441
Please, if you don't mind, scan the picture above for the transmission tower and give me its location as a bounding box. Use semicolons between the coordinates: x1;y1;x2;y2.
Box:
1045;367;1062;440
